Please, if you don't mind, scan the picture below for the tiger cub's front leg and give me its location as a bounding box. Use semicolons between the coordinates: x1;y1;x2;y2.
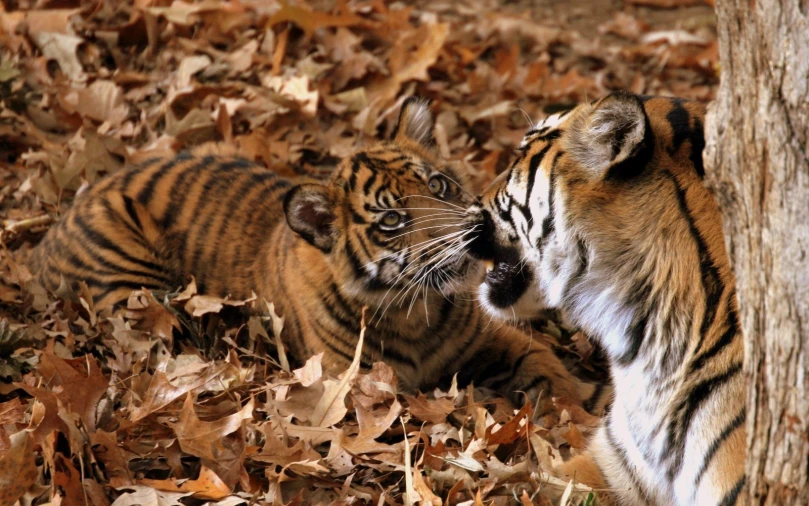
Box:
461;325;584;412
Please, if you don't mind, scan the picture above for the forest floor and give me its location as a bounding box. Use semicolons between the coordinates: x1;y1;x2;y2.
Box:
0;0;716;505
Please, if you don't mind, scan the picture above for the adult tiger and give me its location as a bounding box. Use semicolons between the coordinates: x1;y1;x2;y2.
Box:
465;92;745;505
28;98;591;408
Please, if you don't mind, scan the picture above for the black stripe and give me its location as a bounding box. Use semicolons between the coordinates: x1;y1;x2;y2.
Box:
202;171;277;286
136;152;193;203
582;381;605;413
122;195;142;231
604;418;651;501
104;198;154;253
668;172;725;359
344;239;367;280
615;272;653;367
516;374;551;396
694;410;745;489
92;279;167;304
536;154;559;249
690;115;706;178
311;320;358;365
690;304;740;373
665;362;743;478
185;160;254;274
71;214;168;277
538;129;562;142
455;344;507;387
159;156;216;228
718;476;745;506
521;145;552;227
510;349;543;380
362;168;378;194
421;298;468;357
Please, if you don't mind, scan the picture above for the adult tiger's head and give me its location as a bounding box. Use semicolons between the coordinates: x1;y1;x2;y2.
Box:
284;98;482;310
466;91;708;320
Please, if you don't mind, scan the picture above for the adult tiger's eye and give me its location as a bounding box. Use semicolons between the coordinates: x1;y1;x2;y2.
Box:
428;175;447;196
381;211;402;228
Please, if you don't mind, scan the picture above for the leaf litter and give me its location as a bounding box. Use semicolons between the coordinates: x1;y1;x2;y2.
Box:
0;0;716;504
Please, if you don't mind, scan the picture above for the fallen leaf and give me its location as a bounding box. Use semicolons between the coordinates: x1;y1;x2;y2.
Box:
30;32;86;82
129;363;234;421
309;310;366;427
169;394;254;487
0;431;37;505
139;466;232;500
403;393;455;424
111;486;191;506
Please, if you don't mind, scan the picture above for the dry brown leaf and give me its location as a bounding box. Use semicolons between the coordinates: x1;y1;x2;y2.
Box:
126;291;181;341
30;32;86;82
91;430;135;487
266;2;369;36
342;399;401;455
403;393;455;424
0;431;37;505
111;486;190;506
0;398;25;425
129;363;234;421
309;312;366;427
485;402;532;445
36;352;109;430
626;0;705;6
51;452;87;506
139;466;231;500
169;394;254;487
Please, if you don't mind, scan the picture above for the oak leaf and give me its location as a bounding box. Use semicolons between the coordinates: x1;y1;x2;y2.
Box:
0;431;37;506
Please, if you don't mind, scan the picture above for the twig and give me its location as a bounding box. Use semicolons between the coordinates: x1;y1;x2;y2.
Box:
2;214;53;235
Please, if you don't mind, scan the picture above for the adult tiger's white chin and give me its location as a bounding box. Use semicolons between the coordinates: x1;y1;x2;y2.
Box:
477;275;546;322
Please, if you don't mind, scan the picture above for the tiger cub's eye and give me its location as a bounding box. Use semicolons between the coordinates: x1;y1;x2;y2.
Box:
428;175;448;197
380;211;403;229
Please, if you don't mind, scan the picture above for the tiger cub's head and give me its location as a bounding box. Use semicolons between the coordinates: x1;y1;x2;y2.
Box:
284;98;483;309
465;91;709;321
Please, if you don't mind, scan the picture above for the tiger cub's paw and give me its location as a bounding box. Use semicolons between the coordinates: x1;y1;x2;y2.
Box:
554;454;615;506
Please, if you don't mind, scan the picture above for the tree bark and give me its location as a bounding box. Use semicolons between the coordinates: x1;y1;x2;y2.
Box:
704;0;809;504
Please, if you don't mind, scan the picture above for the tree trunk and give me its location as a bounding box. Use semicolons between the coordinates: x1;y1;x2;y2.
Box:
703;0;809;504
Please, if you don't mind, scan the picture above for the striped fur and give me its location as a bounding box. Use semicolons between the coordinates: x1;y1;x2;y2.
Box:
28;98;589;409
466;92;745;505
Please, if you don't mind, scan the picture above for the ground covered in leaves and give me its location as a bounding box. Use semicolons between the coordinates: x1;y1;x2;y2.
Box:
0;0;717;504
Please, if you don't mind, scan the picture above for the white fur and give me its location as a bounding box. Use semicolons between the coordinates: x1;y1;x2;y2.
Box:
402;100;434;145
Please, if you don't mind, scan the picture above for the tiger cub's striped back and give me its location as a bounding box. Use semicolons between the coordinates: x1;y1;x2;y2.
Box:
30;148;291;308
29;99;594;411
466;92;745;505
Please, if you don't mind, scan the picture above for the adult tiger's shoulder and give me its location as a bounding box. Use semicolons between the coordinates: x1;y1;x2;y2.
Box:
466;91;744;505
29;98;598;413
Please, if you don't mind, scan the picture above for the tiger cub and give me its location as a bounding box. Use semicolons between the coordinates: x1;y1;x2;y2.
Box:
465;92;744;505
29;98;588;409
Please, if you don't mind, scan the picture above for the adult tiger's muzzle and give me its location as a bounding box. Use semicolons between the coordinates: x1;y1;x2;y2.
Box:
463;205;534;312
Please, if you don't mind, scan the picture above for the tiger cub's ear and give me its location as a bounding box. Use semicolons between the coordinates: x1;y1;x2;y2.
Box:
393;97;435;147
567;90;652;180
284;184;336;253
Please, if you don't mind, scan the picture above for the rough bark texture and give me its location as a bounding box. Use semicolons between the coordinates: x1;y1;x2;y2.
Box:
704;0;809;504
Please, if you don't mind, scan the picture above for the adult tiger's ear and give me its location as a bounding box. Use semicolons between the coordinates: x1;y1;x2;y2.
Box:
393;96;435;147
566;90;653;180
284;184;336;252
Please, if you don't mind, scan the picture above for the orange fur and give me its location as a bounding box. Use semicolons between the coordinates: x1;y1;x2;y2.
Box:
29;98;590;410
467;92;745;505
